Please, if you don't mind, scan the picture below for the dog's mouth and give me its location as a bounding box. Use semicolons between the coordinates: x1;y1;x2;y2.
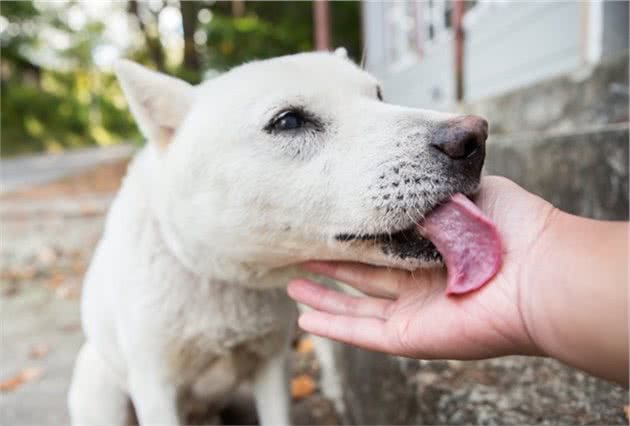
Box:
335;226;441;263
334;193;502;295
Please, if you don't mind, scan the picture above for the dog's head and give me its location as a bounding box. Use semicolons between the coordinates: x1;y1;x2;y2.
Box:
115;52;487;282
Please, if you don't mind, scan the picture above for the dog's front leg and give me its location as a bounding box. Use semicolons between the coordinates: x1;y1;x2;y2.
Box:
253;352;291;426
128;367;180;425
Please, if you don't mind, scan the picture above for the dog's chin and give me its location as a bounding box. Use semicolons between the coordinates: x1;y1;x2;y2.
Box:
334;224;442;267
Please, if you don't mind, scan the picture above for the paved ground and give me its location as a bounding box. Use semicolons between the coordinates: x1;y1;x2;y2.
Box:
0;157;339;425
0;171;114;424
0;145;134;193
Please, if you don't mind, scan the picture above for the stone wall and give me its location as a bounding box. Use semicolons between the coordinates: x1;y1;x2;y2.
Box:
485;123;629;220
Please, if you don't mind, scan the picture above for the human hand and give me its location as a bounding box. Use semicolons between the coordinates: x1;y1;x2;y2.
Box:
287;176;557;360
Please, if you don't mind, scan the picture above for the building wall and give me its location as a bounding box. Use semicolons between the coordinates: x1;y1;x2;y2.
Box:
378;45;455;111
362;1;455;111
463;1;581;102
602;0;630;57
362;1;604;108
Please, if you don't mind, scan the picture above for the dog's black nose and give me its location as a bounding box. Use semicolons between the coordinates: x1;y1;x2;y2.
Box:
431;115;488;160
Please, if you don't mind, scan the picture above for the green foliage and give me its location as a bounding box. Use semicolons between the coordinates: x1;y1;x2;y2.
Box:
1;71;138;156
202;1;361;71
330;2;362;61
1;0;361;157
1;1;141;156
204;14;312;69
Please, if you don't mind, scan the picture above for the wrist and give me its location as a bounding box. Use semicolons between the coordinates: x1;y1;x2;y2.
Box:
518;206;567;357
516;204;563;357
522;209;628;386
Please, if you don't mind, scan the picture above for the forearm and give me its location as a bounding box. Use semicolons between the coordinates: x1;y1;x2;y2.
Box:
526;211;628;386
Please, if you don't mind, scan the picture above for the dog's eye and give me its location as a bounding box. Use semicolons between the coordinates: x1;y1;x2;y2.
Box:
272;111;305;131
265;108;323;135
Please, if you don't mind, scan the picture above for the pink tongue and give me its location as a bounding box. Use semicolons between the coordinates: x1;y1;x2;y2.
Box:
419;194;502;295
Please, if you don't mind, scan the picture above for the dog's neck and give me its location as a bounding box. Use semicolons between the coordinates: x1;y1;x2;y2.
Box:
123;145;298;289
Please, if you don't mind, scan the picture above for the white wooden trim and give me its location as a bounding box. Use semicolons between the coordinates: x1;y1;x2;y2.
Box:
586;0;603;64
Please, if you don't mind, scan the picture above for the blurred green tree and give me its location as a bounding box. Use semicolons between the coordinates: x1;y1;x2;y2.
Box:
1;0;361;157
201;1;360;73
1;1;137;156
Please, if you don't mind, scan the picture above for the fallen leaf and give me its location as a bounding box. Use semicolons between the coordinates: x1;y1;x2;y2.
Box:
0;367;45;392
2;284;19;297
36;246;57;267
56;282;79;299
21;268;37;280
296;337;314;354
20;367;44;381
3;266;37;281
0;374;23;392
291;374;316;400
72;261;86;276
44;271;65;289
29;343;50;359
79;204;100;216
69;250;83;260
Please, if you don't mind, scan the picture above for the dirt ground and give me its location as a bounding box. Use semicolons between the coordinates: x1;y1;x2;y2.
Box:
0;159;627;425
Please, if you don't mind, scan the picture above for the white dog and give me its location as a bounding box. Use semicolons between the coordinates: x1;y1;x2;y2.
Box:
68;50;488;425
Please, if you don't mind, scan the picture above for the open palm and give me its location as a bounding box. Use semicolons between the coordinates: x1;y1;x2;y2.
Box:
288;176;555;360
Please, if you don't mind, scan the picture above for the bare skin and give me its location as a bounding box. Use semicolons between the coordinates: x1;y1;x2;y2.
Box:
288;176;628;387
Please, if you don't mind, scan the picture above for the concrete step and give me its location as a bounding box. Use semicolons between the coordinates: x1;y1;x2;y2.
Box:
485;122;629;220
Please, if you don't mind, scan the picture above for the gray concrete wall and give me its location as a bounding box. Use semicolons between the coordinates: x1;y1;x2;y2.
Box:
456;52;629;134
485;123;629;220
602;0;630;58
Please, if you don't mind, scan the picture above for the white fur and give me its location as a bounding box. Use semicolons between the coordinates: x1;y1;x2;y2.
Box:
69;52;464;425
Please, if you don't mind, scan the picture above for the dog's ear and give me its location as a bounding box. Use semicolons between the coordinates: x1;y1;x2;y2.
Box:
334;47;348;59
114;60;194;147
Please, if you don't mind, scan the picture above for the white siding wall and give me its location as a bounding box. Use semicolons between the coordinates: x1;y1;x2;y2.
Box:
363;1;594;107
362;1;455;111
377;44;455;111
361;1;387;76
463;1;582;101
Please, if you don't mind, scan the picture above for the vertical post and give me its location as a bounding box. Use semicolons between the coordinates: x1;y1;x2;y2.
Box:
313;0;331;51
231;0;245;18
453;0;465;102
584;0;603;65
415;0;425;58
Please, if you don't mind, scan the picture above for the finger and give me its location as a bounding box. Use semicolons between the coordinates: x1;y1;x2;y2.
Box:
302;261;411;298
287;279;393;319
298;310;393;354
